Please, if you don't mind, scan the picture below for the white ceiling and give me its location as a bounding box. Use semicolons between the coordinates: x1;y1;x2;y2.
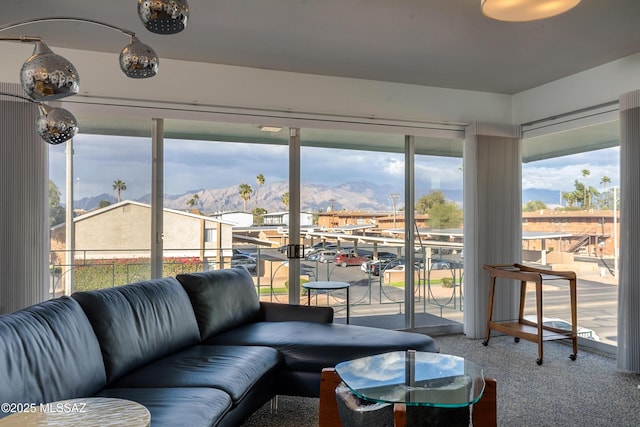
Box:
2;0;640;95
0;1;631;161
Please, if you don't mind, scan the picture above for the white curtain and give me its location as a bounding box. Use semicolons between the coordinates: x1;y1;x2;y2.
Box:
0;82;49;314
617;90;640;372
463;122;522;338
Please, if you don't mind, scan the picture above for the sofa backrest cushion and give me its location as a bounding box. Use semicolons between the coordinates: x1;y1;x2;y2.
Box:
0;297;106;411
176;267;260;340
72;277;200;384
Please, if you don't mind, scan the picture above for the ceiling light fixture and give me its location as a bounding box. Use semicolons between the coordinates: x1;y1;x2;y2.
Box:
0;17;159;101
0;36;80;101
258;125;283;132
481;0;581;22
0;92;78;144
138;0;190;35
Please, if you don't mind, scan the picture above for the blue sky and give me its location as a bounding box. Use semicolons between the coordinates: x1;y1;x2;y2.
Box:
48;134;619;202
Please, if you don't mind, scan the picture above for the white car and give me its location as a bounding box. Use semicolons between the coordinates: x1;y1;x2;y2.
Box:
523;315;600;341
317;250;338;263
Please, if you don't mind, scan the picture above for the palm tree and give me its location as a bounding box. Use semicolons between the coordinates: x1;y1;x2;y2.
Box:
600;175;611;208
239;183;253;212
581;169;590;207
562;191;576;208
255;173;265;209
281;191;289;210
187;193;200;211
112;179;127;203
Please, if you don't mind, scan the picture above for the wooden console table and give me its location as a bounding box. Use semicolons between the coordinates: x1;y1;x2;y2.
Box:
482;263;578;365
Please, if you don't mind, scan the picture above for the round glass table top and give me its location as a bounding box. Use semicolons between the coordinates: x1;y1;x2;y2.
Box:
335;350;485;408
302;281;350;290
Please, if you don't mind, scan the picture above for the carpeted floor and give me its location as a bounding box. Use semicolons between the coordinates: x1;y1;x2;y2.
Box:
241;333;640;427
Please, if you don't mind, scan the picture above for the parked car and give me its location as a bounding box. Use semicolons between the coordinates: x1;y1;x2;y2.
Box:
377;258;405;275
377;252;398;260
385;263;419;273
361;254;400;274
305;243;338;259
523;315;600;341
430;260;451;270
334;252;372;267
277;244;311;255
233;248;252;256
310;242;338;251
317;250;339;263
231;254;257;271
362;258;399;276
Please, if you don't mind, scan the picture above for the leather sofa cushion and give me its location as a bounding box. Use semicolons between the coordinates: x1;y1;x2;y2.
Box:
177;267;261;340
72;277;201;383
0;297;106;411
96;387;232;427
108;345;281;403
205;321;440;372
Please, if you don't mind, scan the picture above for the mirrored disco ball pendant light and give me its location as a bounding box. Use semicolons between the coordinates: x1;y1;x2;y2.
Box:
0;17;159;100
138;0;190;34
0;16;164;143
35;103;79;144
20;39;79;101
120;36;159;78
0;92;78;144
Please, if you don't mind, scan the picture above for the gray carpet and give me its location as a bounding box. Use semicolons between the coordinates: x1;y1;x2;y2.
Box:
242;334;640;426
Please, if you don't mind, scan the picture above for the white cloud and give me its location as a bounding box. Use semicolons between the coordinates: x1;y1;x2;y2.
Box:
49;135;618;202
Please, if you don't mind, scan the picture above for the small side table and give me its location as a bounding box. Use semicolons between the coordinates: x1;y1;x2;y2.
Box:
303;280;350;324
0;397;150;426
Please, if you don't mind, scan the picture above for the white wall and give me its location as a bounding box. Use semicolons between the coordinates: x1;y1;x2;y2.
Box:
0;44;512;130
512;52;640;124
4;44;640;130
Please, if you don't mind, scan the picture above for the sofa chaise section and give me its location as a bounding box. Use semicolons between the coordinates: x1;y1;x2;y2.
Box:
176;267;440;397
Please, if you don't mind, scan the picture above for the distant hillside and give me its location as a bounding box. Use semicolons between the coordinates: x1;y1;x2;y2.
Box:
71;185;559;213
73;182;465;213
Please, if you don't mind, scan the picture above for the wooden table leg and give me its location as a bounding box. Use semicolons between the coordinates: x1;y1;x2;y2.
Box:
535;278;544;365
393;404;406;427
319;368;342;427
570;277;578;359
483;276;496;346
472;377;497;427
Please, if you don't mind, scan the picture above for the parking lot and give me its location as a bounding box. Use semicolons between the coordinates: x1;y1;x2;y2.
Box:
246;246;618;345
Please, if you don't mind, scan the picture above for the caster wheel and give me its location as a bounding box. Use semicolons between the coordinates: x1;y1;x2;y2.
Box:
569;354;577;361
482;340;488;346
536;358;543;365
514;337;520;343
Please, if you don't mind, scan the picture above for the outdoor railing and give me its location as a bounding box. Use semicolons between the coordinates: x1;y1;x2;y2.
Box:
48;245;465;324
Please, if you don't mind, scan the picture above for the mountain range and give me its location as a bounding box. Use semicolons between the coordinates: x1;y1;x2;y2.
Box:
73;182;561;213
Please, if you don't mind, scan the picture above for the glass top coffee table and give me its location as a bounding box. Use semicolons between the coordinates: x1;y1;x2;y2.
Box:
335;350;485;408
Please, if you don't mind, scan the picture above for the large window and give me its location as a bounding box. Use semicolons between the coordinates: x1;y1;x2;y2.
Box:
50;115;619;342
48;134;152;294
522;121;620;347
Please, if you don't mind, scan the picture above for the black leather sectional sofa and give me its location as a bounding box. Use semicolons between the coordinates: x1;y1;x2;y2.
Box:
0;267;438;426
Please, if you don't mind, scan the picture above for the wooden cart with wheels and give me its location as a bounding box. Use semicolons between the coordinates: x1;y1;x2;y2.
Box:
482;263;578;365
